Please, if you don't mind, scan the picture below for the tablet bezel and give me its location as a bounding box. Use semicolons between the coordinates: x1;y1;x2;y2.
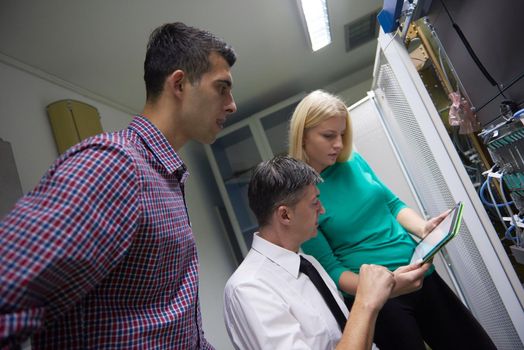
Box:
410;202;464;264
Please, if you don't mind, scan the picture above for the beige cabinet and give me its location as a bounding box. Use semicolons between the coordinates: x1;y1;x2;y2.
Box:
47;100;103;154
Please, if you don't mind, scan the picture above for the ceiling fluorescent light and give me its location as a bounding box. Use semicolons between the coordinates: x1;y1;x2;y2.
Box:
299;0;332;51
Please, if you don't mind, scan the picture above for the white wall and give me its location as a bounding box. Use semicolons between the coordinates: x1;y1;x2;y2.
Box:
0;62;132;192
0;61;236;349
327;64;373;106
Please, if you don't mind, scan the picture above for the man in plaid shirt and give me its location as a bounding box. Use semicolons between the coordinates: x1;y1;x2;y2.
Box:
0;22;237;349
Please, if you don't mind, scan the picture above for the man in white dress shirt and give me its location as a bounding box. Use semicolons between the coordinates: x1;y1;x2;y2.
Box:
224;155;396;350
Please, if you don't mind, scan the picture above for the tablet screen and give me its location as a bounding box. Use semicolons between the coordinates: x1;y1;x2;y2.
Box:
409;203;462;264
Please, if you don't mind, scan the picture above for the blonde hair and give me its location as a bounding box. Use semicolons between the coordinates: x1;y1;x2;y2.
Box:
288;90;352;163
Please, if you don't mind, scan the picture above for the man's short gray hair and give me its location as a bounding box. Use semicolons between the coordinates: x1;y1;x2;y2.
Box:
248;155;321;227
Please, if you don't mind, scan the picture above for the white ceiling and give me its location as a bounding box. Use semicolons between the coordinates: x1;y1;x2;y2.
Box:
0;0;382;122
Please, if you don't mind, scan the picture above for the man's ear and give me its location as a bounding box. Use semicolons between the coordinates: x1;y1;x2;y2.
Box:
276;205;292;226
166;70;186;96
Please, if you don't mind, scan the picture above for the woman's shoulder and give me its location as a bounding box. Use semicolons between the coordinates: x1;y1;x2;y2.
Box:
349;151;365;163
348;151;374;171
321;152;371;180
337;152;365;169
321;155;356;179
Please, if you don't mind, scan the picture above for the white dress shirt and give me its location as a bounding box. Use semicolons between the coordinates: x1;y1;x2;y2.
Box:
224;233;349;350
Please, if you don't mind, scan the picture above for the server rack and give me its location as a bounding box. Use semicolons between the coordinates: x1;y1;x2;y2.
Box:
356;28;524;349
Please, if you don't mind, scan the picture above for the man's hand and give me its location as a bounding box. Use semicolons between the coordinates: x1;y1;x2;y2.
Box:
390;263;431;298
354;264;395;311
337;265;395;350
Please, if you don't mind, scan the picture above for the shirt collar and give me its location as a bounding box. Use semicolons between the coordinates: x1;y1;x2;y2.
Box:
129;115;187;177
251;233;301;279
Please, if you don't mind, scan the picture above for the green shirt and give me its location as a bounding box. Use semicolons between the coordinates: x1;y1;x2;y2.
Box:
302;152;429;293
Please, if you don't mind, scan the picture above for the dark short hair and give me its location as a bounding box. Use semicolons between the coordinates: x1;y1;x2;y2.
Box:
248;155;322;227
144;22;236;101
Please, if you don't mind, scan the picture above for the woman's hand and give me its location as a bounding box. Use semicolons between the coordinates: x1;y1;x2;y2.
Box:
397;207;450;239
340;262;430;298
421;210;451;239
390;263;431;298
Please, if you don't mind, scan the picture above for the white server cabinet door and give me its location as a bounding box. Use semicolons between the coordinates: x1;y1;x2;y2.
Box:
369;28;524;349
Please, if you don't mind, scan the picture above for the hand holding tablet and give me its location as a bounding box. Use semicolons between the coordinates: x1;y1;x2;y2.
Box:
410;202;464;264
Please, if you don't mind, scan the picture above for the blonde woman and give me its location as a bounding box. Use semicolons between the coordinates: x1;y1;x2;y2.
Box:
288;90;496;350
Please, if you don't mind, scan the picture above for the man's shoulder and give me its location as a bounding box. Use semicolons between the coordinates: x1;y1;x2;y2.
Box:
82;128;134;149
226;251;263;285
42;128;141;183
60;128;139;162
225;249;280;294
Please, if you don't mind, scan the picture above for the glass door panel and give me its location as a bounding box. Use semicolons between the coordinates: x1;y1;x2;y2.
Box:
211;125;261;249
260;103;297;156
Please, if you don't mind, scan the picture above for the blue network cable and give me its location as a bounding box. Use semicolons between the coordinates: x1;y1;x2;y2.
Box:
504;225;518;245
479;178;513;208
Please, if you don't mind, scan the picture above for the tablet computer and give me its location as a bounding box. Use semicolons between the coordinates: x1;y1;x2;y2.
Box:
409;202;464;264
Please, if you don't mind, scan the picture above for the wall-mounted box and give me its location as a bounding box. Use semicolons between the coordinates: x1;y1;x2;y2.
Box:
46;100;103;154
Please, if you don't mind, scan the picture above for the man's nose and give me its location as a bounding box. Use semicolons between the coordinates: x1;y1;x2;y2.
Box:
226;94;237;114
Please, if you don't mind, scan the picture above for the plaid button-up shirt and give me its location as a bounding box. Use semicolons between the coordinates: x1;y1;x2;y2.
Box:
0;116;213;349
